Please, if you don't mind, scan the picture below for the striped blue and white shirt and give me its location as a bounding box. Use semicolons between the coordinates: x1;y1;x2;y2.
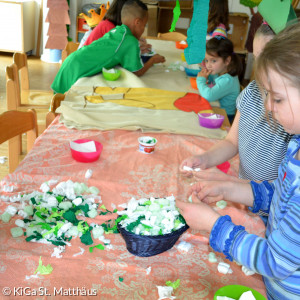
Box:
210;135;300;300
237;80;291;181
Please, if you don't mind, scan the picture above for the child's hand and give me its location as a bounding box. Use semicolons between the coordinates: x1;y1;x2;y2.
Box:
189;181;228;204
150;54;166;64
198;68;211;79
139;38;152;54
193;167;246;183
179;154;207;177
176;194;220;232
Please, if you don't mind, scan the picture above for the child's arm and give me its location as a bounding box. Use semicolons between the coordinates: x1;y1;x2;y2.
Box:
189;180;255;206
197;73;233;101
177;192;300;282
133;54;165;76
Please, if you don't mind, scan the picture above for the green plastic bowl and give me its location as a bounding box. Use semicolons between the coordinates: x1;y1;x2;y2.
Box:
214;285;266;300
102;68;121;81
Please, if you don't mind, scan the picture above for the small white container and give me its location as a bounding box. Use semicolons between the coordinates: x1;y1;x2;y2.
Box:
138;136;157;154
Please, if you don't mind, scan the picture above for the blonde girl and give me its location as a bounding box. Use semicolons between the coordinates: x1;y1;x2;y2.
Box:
177;22;300;300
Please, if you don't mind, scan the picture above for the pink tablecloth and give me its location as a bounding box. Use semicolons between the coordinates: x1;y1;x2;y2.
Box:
0;118;266;299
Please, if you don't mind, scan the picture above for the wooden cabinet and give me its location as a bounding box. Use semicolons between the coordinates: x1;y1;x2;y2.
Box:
76;16;90;42
157;0;193;35
0;0;35;53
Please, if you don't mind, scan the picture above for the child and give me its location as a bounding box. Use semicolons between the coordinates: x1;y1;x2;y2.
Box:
206;0;229;40
196;36;243;123
180;23;291;183
51;0;165;94
177;22;300;300
82;0;127;47
82;0;151;53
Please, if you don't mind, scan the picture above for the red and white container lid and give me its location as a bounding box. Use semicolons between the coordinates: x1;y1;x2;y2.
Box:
138;136;157;154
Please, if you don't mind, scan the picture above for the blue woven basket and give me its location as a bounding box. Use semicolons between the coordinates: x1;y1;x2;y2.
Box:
117;223;189;257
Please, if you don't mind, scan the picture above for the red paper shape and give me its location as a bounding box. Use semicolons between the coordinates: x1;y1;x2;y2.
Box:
174;93;212;113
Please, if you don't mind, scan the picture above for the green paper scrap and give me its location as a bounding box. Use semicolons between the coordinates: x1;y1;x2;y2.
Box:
34;256;53;275
80;230;93;245
185;0;209;64
258;0;297;34
170;0;181;32
100;204;107;210
89;243;105;253
166;279;180;290
119;277;124;282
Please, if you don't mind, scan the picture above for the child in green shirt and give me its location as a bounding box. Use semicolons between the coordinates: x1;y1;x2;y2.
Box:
51;0;165;94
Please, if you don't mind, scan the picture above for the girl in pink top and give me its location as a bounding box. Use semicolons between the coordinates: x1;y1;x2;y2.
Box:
84;0;127;47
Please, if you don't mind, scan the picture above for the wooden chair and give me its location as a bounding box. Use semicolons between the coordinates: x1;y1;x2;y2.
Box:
211;107;231;128
13;52;53;108
46;93;66;128
6;63;49;136
61;41;80;63
157;32;187;41
0;109;38;173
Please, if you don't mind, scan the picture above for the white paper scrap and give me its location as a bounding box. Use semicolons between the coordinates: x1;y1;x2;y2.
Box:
73;247;85;257
177;241;192;252
146;266;151;275
85;169;93;179
157;286;176;300
242;266;255;276
217;262;233;274
239;291;256;300
70;141;96;153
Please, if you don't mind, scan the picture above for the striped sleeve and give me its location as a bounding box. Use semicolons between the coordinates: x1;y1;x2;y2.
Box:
210;204;300;280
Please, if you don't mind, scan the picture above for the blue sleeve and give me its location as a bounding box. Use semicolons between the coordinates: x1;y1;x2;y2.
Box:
249;180;275;214
210;201;300;280
196;76;233;101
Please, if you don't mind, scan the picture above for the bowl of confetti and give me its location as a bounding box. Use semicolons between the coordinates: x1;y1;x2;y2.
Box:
214;285;266;300
184;63;201;77
117;196;189;257
138;136;157;154
175;40;188;49
141;50;156;63
102;67;121;81
198;113;224;129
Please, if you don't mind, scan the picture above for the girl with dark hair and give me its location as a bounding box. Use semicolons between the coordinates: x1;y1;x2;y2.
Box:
196;36;243;123
207;0;230;39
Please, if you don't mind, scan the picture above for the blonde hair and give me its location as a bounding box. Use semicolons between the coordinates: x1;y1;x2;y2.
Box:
256;22;300;92
255;22;300;126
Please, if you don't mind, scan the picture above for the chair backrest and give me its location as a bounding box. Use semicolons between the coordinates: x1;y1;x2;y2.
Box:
6;63;21;110
0;109;38;172
46;93;66;128
13;52;30;91
228;13;249;52
61;42;80;63
157;32;187;41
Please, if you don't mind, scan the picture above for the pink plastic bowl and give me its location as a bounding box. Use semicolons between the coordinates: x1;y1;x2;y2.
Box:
198;113;224;129
70;139;103;163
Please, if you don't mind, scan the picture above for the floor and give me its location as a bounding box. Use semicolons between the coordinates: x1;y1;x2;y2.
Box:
0;52;60;180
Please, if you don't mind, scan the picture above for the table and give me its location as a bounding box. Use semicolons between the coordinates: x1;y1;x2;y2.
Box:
0;117;267;299
73;39;220;107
